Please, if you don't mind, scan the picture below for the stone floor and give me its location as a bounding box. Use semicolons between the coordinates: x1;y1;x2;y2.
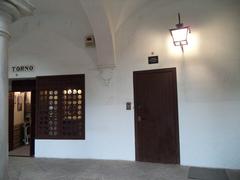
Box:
8;157;189;180
8;157;240;180
9;145;30;157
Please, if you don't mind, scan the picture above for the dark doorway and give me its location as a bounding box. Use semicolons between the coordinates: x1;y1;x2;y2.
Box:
9;79;36;157
133;68;180;163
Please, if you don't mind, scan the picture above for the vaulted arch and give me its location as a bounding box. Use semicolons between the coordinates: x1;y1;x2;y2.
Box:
80;0;116;69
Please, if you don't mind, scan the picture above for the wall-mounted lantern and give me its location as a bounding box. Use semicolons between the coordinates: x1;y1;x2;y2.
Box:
169;13;191;53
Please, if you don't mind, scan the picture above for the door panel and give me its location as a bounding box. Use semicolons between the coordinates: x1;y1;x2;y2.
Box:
8;92;14;151
30;90;35;156
134;68;180;163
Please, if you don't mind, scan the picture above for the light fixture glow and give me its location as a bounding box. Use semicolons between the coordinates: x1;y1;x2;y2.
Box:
68;89;72;94
169;13;191;53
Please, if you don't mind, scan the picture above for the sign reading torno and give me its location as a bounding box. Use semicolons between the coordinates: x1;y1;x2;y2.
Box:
11;65;35;72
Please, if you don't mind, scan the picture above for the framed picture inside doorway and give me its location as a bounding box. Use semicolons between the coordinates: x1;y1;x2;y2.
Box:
17;94;23;111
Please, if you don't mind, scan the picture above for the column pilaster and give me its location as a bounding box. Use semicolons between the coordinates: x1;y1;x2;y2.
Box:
0;1;34;179
0;11;11;180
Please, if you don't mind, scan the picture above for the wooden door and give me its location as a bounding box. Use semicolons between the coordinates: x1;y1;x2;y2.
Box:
134;68;180;163
8;92;14;151
30;90;36;156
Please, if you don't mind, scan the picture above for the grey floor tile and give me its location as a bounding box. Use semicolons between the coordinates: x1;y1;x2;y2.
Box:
8;157;190;180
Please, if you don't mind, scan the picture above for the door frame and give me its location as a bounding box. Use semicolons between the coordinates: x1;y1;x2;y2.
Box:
133;68;180;163
9;92;14;151
9;79;36;157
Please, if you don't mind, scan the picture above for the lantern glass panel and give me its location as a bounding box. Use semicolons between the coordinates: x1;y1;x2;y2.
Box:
171;27;188;43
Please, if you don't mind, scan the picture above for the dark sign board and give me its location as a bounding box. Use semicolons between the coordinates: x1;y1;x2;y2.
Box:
148;56;159;64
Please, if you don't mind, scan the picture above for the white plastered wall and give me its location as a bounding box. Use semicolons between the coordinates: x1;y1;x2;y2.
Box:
8;0;240;169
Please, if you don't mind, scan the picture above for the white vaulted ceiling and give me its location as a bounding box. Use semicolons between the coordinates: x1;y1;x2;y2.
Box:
80;0;116;68
103;0;151;32
10;0;92;45
9;0;96;67
9;0;176;68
